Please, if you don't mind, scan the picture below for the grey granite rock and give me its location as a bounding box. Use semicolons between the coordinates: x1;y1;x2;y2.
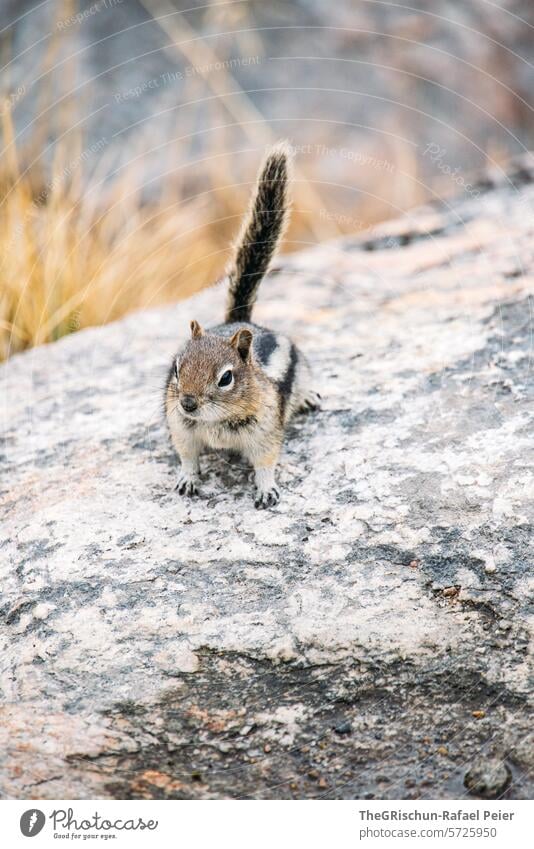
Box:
1;159;533;799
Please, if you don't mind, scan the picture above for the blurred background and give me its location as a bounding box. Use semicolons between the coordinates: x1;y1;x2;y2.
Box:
1;0;533;358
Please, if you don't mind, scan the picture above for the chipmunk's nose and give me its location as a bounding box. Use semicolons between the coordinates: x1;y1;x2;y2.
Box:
181;395;198;413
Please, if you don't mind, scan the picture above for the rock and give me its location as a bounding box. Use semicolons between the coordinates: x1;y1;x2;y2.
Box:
334;721;352;735
1;158;533;799
464;760;512;799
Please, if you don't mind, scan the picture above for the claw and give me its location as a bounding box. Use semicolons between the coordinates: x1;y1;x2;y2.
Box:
254;487;280;509
175;476;199;496
300;391;321;413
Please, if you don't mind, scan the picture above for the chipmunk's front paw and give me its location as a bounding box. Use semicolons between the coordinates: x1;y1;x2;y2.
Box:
175;474;199;496
254;486;280;509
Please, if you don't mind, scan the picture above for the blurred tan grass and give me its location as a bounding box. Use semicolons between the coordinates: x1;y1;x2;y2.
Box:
0;0;411;362
0;106;414;361
0;111;272;360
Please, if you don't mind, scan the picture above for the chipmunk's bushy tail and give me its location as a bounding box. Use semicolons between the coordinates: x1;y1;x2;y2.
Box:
225;142;292;323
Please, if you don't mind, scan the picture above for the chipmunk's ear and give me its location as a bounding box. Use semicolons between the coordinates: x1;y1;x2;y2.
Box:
190;319;204;339
230;328;253;362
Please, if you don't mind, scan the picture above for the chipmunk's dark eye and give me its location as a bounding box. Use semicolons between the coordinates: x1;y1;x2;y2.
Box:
218;369;233;388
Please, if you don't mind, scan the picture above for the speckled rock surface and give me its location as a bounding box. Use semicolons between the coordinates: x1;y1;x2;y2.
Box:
1;160;533;800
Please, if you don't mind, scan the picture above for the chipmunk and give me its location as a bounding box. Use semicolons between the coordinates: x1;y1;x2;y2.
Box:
165;142;320;508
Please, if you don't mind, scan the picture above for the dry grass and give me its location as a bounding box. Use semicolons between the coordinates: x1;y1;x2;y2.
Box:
0;119;223;358
0;113;347;361
0;120;419;360
0;0;413;362
0;0;422;361
0;0;365;361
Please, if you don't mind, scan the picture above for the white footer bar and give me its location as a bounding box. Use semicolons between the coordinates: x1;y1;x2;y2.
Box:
3;799;532;848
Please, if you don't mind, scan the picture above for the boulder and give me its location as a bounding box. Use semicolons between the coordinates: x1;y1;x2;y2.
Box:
1;158;533;799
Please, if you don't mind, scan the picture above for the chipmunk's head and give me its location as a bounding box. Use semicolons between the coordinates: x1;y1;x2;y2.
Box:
169;320;256;423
